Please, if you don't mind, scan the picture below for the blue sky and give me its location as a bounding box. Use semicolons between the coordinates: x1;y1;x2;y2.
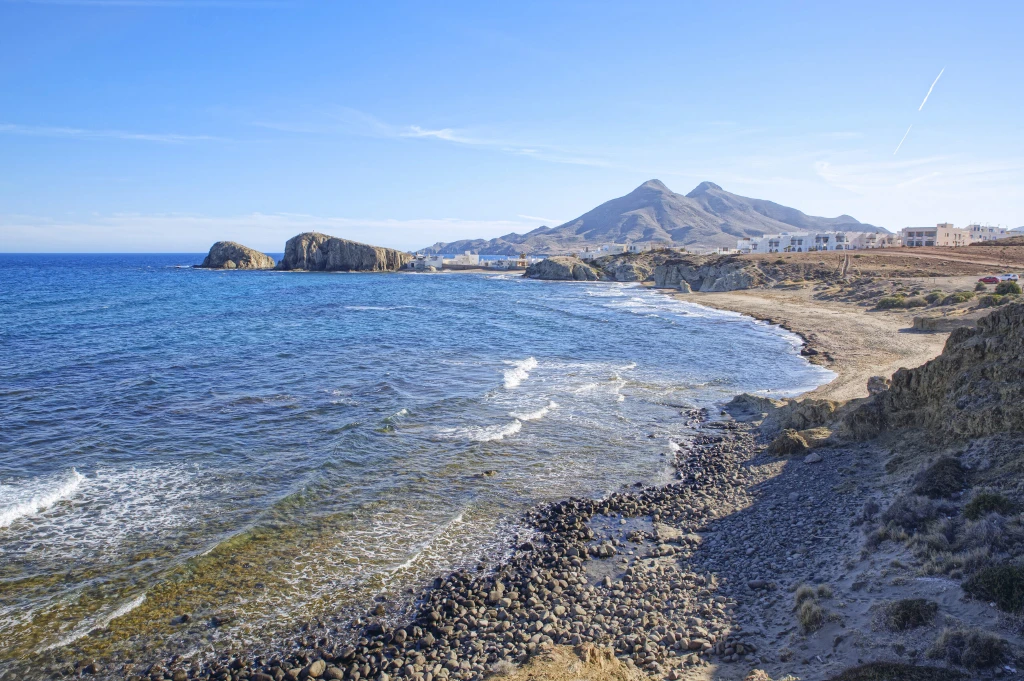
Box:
1;0;1021;252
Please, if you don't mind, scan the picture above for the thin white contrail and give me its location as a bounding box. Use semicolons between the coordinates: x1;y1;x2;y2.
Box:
918;67;945;111
893;124;913;155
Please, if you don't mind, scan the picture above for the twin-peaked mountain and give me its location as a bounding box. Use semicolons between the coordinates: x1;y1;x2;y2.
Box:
421;180;887;255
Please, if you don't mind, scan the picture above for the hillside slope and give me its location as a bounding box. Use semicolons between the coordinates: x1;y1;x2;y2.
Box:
421;180;886;255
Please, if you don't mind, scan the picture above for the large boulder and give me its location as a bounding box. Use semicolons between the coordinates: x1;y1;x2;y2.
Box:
277;232;410;272
524;256;600;281
197;241;274;270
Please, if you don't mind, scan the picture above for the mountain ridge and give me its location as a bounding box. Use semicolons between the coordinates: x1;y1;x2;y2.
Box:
420;180;888;255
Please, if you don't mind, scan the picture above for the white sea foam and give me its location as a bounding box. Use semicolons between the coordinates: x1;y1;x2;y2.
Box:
470;420;522;442
44;594;146;651
0;469;85;529
510;400;558;421
503;357;538;389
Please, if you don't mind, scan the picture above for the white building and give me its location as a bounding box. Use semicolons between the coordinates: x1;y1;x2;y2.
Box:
445;251;480;266
406;254;445;270
967;224;1009;242
900;224;970;248
737;230;893;253
579;244;628;260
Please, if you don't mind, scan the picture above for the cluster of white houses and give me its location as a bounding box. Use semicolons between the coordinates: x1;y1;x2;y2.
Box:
405;252;541;271
736;223;1012;253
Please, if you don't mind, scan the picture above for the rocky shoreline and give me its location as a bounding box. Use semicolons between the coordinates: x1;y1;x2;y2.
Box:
115;409;786;681
69;299;1024;681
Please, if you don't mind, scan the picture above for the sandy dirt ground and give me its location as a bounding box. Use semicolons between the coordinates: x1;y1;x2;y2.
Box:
672;286;950;403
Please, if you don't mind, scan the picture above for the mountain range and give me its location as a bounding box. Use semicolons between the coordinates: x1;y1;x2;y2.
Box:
420;180;887;255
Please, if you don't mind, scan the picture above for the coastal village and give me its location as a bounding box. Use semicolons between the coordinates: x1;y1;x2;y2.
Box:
411;224;1016;271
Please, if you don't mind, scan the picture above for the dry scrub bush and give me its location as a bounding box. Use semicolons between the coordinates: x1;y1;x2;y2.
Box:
827;662;965;681
962;563;1024;613
913;457;968;499
964;491;1016;520
927;627;1007;669
881;598;937;631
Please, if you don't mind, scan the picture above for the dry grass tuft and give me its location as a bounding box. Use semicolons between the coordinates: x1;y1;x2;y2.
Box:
797;600;824;633
489;659;518;677
927;627;1007;669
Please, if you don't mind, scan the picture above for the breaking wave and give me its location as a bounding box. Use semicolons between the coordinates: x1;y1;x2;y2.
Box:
510;400;558;421
503;357;538;389
0;469;85;529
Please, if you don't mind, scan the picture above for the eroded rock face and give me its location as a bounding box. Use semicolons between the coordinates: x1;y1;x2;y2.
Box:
198;241;275;270
600;259;653;282
653;255;762;292
846;302;1024;440
524;256;600;281
278;232;410;272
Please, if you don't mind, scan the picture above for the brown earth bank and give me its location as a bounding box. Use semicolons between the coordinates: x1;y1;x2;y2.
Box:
50;268;1024;681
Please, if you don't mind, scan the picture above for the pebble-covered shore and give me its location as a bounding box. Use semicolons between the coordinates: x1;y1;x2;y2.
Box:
88;409;868;681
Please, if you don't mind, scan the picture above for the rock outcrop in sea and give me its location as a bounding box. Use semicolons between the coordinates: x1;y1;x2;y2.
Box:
197;241;275;270
524;256;600;281
277;232;411;272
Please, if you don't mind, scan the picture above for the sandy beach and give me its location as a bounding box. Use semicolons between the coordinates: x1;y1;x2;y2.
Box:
681;287;950;402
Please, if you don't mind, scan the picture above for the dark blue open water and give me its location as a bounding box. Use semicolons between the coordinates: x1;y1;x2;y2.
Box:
0;254;832;670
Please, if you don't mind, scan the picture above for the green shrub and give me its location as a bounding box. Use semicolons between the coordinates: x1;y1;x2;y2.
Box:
927;627;1007;669
924;291;943;304
978;294;1007;308
964;492;1016;520
827;662;965;681
774;258;786;265
875;295;906;309
941;291;975;305
914;457;968;498
962;563;1024;613
974;281;987;292
882;598;937;631
903;296;928;308
995;281;1021;295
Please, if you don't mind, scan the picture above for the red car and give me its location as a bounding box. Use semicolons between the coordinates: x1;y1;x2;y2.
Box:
978;276;1000;284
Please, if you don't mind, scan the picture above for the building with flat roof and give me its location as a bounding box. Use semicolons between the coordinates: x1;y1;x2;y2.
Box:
900;224;969;247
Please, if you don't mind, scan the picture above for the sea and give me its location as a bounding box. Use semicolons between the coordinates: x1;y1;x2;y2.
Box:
0;254;833;674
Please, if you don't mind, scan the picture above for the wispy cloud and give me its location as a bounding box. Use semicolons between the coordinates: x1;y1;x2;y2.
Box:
0;211;541;252
250;106;615;168
919;67;945;111
0;123;224;143
517;214;563;225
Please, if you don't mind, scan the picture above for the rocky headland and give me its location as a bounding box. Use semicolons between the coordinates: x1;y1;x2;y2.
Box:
278;233;411;272
197;242;275;270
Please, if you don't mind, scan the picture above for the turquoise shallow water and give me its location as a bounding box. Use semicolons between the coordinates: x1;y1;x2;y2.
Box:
0;254;832;670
